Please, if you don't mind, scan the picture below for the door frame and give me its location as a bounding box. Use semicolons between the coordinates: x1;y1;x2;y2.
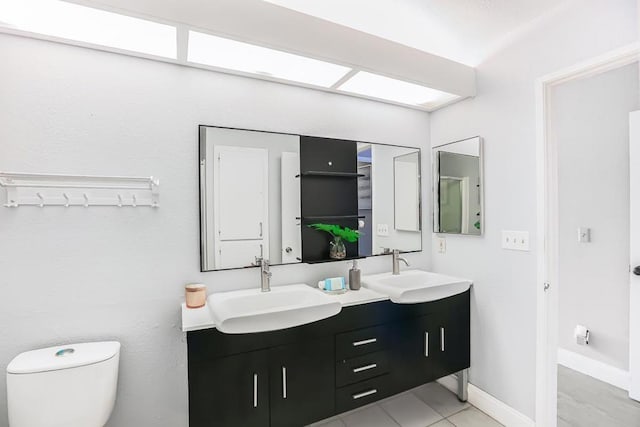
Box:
535;43;640;426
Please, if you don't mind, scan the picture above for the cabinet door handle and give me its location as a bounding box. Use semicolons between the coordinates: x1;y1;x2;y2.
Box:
352;338;377;347
440;327;445;352
353;389;377;400
259;222;263;237
253;374;258;408
425;332;429;357
352;363;377;373
282;366;287;399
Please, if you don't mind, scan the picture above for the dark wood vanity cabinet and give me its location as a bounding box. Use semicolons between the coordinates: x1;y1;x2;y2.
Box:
189;349;270;427
268;337;335;427
187;291;470;427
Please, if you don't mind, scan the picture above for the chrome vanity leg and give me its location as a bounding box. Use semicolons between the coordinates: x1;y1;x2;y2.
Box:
456;369;468;402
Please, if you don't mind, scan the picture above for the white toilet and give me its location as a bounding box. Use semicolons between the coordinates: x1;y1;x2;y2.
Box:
6;341;120;427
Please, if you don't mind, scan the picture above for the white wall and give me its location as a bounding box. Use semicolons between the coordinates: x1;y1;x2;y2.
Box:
554;63;639;370
429;0;637;419
0;34;431;426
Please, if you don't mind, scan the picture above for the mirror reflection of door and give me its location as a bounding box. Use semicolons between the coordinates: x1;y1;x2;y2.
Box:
214;145;269;269
281;152;301;263
439;177;463;234
394;152;421;232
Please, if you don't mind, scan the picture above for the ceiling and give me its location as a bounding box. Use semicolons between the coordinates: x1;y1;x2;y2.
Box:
263;0;570;66
9;0;571;110
85;0;571;67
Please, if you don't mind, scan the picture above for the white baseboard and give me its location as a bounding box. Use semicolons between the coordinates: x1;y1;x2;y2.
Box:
437;375;535;427
557;348;630;391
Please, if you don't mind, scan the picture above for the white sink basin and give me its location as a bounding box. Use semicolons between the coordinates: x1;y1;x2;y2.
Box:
208;284;342;334
362;270;472;304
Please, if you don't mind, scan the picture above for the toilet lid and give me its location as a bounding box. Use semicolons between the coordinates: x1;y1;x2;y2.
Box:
7;341;120;374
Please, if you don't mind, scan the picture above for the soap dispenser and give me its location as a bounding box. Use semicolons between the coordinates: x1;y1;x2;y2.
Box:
349;260;361;290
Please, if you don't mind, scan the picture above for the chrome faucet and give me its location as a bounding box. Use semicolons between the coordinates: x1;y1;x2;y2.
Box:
392;249;409;275
255;257;272;292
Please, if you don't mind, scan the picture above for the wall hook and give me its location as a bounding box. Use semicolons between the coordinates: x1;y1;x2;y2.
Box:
0;172;160;208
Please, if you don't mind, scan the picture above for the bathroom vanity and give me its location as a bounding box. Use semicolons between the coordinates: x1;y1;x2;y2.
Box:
186;290;470;427
189;125;479;426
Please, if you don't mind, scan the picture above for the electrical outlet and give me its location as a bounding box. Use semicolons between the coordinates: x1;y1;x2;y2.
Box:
377;223;389;236
437;237;446;254
502;230;530;251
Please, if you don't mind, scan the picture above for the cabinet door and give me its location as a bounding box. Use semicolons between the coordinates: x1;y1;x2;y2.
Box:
189;350;269;427
431;308;471;379
269;337;335;427
390;316;436;390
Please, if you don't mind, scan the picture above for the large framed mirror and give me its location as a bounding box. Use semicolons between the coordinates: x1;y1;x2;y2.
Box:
433;136;483;235
200;125;422;271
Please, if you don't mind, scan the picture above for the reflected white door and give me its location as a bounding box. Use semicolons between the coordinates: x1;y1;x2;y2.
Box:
630;111;640;401
214;145;269;268
281;152;301;263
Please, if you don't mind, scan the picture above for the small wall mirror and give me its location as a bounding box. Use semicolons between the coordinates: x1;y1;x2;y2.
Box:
433;136;483;235
200;125;422;271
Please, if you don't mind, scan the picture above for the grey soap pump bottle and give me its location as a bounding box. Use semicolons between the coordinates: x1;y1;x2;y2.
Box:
349;260;361;290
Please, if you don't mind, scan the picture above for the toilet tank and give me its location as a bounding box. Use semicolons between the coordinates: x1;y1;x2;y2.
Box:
7;341;120;427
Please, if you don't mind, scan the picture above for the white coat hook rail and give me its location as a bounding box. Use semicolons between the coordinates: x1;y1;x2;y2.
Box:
0;172;160;208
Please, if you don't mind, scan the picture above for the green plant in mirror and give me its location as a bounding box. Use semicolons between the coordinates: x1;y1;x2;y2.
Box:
308;223;360;260
307;223;360;242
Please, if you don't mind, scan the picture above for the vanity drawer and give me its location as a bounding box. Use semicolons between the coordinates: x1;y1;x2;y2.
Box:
336;351;390;387
336;374;392;413
336;325;390;360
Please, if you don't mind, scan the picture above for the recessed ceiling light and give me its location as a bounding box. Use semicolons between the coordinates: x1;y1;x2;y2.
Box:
337;71;459;107
0;0;177;58
187;30;351;88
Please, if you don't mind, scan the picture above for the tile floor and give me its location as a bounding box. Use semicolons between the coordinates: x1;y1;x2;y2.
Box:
308;382;503;427
558;365;640;426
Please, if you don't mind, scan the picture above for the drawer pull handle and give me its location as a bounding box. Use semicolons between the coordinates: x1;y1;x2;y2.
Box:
282;366;287;399
352;363;377;373
253;374;258;408
425;332;429;357
353;389;378;400
352;338;377;347
440;327;445;352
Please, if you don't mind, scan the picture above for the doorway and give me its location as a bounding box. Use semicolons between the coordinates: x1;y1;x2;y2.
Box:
535;44;640;427
551;60;640;426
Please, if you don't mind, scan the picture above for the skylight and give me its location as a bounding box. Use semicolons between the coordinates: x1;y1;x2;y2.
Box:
337;71;459;107
187;31;351;88
0;0;177;58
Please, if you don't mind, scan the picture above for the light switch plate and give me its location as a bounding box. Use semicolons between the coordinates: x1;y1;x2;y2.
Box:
377;224;389;236
578;227;591;243
502;230;530;251
437;237;446;254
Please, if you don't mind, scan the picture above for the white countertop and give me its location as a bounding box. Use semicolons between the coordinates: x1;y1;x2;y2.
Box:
181;286;389;332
